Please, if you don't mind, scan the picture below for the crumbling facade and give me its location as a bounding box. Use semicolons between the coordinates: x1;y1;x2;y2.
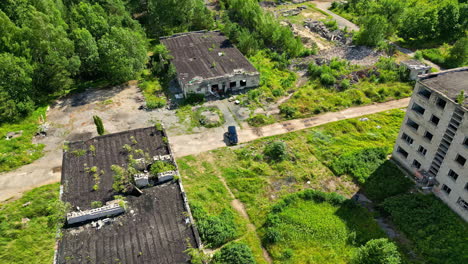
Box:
400;60;432;80
392;67;468;221
161;31;260;97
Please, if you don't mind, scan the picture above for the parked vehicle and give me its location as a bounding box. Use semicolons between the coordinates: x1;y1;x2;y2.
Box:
226;126;238;145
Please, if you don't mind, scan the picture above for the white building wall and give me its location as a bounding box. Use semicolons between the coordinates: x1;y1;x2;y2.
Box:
392;81;468;221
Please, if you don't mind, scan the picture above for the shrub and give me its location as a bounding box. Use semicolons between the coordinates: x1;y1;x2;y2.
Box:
382;194;468;264
414;50;423;61
330;147;388;183
150;161;175;175
456;90;464;104
320;73;336;86
191;205;238;248
341;79;351;89
184;93;205;105
146;96;166;109
264;141;288;161
308;63;322;77
91;201;102;208
213;242;255;264
247;114;275;127
93;115;105;136
279;105;298;119
352;238;401;264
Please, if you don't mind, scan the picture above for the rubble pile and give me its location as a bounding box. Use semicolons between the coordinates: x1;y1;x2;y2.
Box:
304;20;352;45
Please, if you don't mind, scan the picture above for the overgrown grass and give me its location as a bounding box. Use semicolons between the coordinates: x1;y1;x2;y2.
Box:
176;106;225;131
0;183;63;264
261;190;385;263
382;193;468;264
0;107;47;172
138;70;167;109
280;58;413;119
238;51;297;109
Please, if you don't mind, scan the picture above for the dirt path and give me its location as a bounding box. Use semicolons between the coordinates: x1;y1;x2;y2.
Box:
171;97;410;157
215;169;273;263
314;1;359;31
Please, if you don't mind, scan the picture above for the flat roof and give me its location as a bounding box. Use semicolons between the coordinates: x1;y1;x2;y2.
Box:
160;31;258;86
401;60;429;68
420;67;468;107
57;127;198;264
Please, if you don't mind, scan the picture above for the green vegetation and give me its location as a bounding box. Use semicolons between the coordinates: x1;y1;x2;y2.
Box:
247;114;276;127
362;161;413;203
111;164;136;194
353;238;401;264
261;190;387;263
238;51;297;109
213;242;256;264
382;194;468;264
150;161;176;175
195;107;226;128
421;37;468;68
91;201;103;208
93;115;105;136
0;183;63;264
138;70;167;109
0;107;46;172
280;58;412;119
220;0;304;57
0;0;148;122
331;0;467;48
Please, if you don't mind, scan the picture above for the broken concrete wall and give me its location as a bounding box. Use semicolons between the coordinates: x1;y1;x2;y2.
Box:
181;72;260;96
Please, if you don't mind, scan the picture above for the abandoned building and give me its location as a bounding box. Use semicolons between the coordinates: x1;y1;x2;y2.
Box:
400;60;432;80
160;31;260;97
392;67;468;221
55;127;201;263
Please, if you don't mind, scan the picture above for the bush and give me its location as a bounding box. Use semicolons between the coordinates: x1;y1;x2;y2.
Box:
353;238;401;264
330;147;388;183
213;242;255;264
264;141;288;161
247;114;275;127
145;96;166;109
279;105;298;119
341;79;351;89
191;205;238;248
184;93;205;105
150;161;175;175
382;194;468;264
363;161;413;203
93;115;105;136
320;73;336;86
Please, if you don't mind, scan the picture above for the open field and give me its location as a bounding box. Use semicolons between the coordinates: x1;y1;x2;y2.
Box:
0;183;62;264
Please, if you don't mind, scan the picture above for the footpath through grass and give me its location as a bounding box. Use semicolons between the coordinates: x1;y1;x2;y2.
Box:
0;183;63;264
0;107;47;172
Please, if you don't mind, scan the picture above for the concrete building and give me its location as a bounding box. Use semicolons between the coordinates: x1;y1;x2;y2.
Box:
161;31;260;97
400;60;432;81
392;67;468;221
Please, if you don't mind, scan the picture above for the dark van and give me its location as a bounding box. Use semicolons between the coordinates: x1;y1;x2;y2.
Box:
227;126;238;145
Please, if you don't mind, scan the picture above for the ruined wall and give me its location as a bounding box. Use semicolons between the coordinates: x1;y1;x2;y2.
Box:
181;72;260;96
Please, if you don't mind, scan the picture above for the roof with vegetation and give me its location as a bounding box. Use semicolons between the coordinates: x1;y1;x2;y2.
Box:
58;127;198;264
420;67;468;107
160;31;258;86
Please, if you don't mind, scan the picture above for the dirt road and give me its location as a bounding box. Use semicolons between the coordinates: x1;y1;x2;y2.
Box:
170;97;410;157
314;1;360;31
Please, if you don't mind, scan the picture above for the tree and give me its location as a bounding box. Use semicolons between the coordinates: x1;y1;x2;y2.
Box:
69;2;110;38
98;27;147;83
353;238;401;264
437;1;461;41
447;37;468;67
71;28;99;77
264;141;288;161
213;243;256;264
354;15;388;46
0;53;35;122
93;115;105;135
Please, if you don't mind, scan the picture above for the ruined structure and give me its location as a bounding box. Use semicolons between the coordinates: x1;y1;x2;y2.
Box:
161;31;260;97
400;60;432;80
392;67;468;221
56;127;201;263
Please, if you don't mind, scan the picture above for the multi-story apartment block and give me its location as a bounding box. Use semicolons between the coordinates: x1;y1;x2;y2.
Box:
392;67;468;221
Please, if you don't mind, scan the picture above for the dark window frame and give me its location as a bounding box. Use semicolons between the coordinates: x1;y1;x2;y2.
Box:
448;170;459;181
436;97;447;109
406;118;419;131
401;133;414;145
412;159;421;169
424;131;433;142
397;146;409;159
418;87;432;99
430;115;440;126
411;103;426;115
442;184;452;194
417;145;427;156
455;154;466;166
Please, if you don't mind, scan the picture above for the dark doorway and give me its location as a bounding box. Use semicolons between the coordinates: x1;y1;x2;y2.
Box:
230;81;237;88
240;80;247;87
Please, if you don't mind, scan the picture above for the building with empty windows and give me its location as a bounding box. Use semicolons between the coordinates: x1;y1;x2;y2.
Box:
161;31;260;97
392;67;468;221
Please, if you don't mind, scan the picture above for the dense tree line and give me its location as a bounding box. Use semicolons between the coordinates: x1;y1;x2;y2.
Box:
0;0;148;122
334;0;467;45
219;0;305;57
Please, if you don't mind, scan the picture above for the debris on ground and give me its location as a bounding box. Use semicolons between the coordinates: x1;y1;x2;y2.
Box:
304;20;352;45
6;130;23;140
